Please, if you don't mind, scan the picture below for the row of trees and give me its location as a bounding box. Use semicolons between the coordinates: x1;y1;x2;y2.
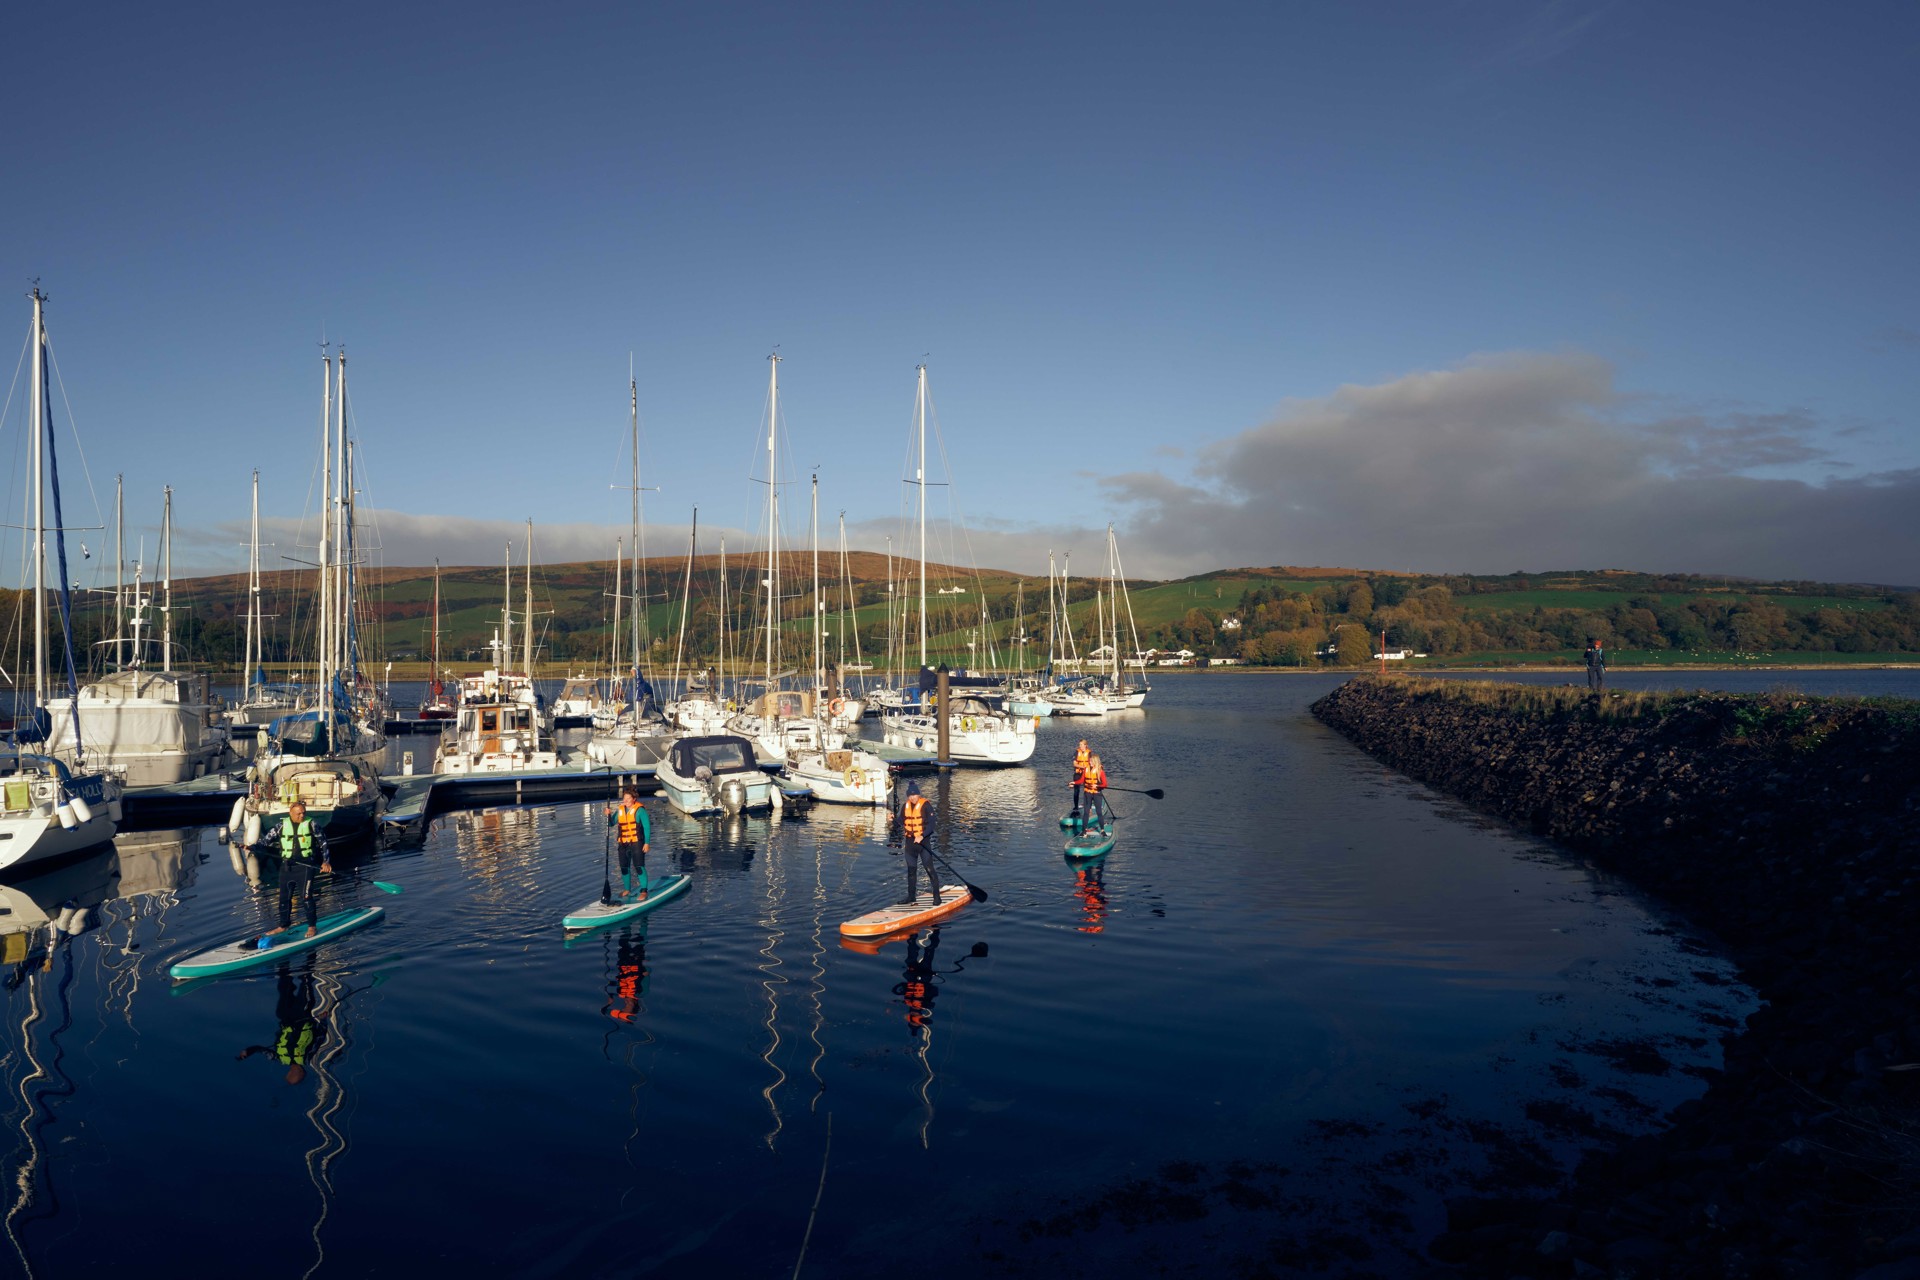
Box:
1151;582;1920;666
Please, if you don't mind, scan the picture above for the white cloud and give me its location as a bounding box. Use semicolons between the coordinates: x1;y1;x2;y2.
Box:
1099;351;1920;584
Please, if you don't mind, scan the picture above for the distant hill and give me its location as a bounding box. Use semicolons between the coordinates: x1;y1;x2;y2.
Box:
4;562;1914;674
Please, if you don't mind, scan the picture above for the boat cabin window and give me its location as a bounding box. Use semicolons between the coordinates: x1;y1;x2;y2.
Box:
482;709;500;733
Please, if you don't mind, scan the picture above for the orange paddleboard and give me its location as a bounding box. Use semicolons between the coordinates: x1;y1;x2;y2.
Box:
839;885;971;937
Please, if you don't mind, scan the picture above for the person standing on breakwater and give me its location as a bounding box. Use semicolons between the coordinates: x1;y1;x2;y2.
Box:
265;800;331;941
891;782;940;905
607;786;651;901
1585;637;1607;693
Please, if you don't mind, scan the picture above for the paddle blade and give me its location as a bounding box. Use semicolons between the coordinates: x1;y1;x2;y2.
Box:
964;881;989;904
1144;788;1165;800
371;881;404;894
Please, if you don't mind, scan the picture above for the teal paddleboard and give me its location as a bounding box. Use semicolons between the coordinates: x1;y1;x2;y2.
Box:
1059;813;1120;829
1064;829;1116;859
170;906;385;979
562;873;691;930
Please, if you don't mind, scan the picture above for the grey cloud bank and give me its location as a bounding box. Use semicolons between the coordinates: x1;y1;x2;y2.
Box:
178;352;1916;588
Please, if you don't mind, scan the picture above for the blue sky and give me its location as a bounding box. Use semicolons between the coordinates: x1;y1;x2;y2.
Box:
4;1;1916;585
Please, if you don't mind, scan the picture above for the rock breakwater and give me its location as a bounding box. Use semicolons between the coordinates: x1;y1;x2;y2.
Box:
1312;676;1920;1278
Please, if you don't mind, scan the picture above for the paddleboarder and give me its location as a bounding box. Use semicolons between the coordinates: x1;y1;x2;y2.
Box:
1082;754;1112;831
1585;637;1607;692
237;965;329;1086
892;782;940;906
607;786;652;900
266;800;331;941
1070;739;1091;821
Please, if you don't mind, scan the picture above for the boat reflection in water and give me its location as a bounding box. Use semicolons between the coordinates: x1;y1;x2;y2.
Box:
0;831;201;1264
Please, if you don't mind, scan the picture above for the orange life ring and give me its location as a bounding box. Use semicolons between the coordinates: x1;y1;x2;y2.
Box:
830;697;847;716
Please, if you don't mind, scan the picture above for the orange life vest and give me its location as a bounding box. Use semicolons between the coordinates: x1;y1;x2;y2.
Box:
1082;767;1107;794
1072;745;1090;783
615;800;644;844
902;794;927;841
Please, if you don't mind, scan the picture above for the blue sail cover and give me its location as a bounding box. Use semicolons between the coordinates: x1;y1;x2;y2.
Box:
914;666;1002;694
267;677;357;757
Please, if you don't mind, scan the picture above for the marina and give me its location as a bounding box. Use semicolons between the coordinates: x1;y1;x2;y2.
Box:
0;673;1776;1274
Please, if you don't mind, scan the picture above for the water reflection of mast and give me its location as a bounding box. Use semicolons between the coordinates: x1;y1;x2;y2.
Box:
4;934;78;1279
295;962;379;1280
757;821;788;1149
596;922;660;1201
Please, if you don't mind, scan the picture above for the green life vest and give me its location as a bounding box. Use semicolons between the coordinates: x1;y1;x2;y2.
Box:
278;817;320;864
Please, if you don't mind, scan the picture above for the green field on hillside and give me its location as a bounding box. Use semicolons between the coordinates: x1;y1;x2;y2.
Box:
1457;589;1891;614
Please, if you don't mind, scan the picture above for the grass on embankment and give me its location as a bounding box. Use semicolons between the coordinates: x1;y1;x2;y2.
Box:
1374;672;1920;744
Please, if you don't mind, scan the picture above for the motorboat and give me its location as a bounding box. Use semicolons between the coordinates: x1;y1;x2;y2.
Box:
653;734;774;816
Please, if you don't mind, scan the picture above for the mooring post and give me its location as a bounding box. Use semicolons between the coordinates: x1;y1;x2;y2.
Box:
936;664;951;764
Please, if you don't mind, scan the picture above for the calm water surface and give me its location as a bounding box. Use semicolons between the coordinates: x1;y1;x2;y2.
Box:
0;673;1792;1276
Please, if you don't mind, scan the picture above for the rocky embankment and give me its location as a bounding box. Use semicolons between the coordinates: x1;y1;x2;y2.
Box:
1312;677;1920;1279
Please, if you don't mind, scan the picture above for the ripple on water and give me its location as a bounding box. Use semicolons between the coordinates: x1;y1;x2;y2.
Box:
0;674;1760;1276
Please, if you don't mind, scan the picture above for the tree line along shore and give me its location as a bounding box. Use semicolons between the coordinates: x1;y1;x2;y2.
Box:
3;562;1914;676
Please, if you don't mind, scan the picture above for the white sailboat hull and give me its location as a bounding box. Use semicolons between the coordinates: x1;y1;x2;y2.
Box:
880;712;1037;765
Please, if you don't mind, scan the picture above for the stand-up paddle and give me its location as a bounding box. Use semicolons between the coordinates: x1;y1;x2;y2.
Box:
599;803;615;905
927;847;989;903
1104;785;1164;799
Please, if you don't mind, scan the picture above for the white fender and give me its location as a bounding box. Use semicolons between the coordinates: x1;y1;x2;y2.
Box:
244;813;262;848
68;794;94;824
229;797;247;834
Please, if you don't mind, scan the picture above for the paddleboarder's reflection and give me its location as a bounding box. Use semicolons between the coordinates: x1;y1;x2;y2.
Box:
237;961;330;1086
890;929;990;1038
603;928;649;1023
1073;861;1109;934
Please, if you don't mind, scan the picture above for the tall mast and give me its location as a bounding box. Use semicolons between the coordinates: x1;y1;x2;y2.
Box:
335;351;351;683
114;475;126;669
523;518;534;679
431;560;442;679
765;354;780;692
810;473;821;693
161;485;174;672
1046;551;1056;669
501;541;512;669
630;362;642;694
611;535;623;689
915;363;928;670
318;349;333;695
244;471;259;688
29;288;46;702
672;509;697;693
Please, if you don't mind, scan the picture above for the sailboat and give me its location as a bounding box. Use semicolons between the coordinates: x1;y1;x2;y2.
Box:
237;347;384;845
228;470;301;727
783;477;891;805
1103;524;1150;708
434;523;560;774
0;288;124;871
417;562;456;720
584;370;674;768
724;357;852;766
878;364;1037;765
44;483;233;786
1043;550;1107;718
